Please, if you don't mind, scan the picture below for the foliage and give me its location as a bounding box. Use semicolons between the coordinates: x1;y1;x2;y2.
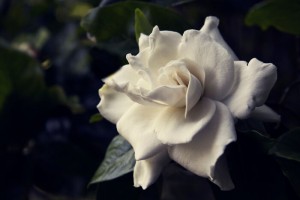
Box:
90;135;135;184
245;0;300;35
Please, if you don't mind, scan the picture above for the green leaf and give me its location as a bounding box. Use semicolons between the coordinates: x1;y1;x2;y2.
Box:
90;135;135;185
81;1;189;42
134;8;153;42
245;0;300;35
270;128;300;162
89;113;103;123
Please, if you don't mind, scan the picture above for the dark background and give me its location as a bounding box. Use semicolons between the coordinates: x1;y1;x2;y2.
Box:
0;0;299;199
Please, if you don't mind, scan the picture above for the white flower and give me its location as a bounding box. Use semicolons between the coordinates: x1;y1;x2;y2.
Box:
97;16;279;190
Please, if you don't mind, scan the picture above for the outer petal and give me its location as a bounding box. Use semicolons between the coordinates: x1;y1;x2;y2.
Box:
155;97;217;145
200;16;238;60
134;149;170;189
103;64;140;86
168;101;236;190
97;85;135;124
250;105;280;122
179;29;234;100
116;104;165;160
98;65;138;124
224;59;277;119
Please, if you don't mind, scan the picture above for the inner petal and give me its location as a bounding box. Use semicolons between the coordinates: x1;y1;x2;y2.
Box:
158;59;204;116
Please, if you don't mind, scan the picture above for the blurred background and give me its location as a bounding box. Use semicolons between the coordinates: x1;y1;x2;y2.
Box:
0;0;299;199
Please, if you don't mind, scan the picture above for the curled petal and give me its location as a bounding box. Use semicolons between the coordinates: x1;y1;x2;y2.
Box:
109;78;187;107
224;59;277;119
134;149;170;189
185;72;203;116
155;97;216;145
168;101;236;190
179;29;235;100
145;85;187;107
200;16;238;60
117;104;165;160
159;59;204;115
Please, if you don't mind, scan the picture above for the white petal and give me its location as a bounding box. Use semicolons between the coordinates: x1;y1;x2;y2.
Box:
131;26;182;74
147;26;182;70
168;101;236;190
103;64;140;86
98;65;139;123
185;72;203;116
134;149;170;189
117;104;165;160
200;16;238;60
97;84;134;124
138;33;149;51
224;59;277;119
155;97;217;145
250;105;280;122
158;59;204;115
179;29;235;100
145;85;186;107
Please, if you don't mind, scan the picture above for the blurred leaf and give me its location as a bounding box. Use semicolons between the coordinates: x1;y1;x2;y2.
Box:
48;86;84;114
69;2;93;19
90;135;135;185
89;113;103;123
81;1;189;42
270;128;300;162
0;42;46;107
134;8;153;42
245;0;300;35
0;42;80;147
275;157;300;198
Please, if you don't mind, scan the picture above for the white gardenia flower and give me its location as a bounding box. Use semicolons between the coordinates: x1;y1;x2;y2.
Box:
97;16;280;190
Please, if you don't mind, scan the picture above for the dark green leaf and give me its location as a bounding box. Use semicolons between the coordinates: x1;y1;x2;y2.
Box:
134;8;153;42
270;128;300;162
245;0;300;35
90;135;135;184
81;1;189;42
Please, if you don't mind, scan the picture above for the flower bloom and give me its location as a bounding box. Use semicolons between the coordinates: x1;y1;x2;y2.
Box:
97;16;279;190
